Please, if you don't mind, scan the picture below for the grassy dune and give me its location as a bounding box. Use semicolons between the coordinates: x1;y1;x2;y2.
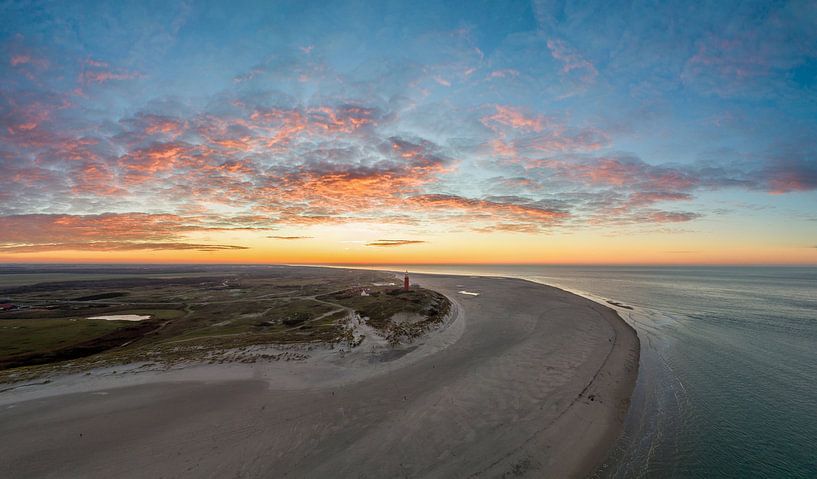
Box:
0;266;450;379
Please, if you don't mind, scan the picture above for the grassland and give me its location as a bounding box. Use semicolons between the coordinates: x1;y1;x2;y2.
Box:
1;318;132;362
0;265;450;381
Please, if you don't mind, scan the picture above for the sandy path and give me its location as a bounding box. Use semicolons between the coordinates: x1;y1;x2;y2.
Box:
0;274;639;478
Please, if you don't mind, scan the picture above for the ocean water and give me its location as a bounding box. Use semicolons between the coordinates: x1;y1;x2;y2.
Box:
355;265;817;478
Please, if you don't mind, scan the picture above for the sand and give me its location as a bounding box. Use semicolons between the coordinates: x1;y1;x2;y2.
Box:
0;274;639;478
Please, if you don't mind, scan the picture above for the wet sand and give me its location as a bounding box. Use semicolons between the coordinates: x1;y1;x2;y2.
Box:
0;274;639;478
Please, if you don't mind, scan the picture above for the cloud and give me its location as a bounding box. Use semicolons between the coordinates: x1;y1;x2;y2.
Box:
366;239;426;247
10;55;31;66
626;192;694;206
248;136;454;218
538;156;701;191
481;105;610;158
78;59;142;85
546;38;598;93
473;223;541;233
268;236;313;240
0;89;71;137
10;54;48;69
679;14;817;98
2;13;815;254
0;213;264;253
646;211;701;223
407;194;568;231
81;70;142;83
537;151;817;197
118;113;187;142
233;66;267;83
755;147;817;194
0;242;247;253
487;69;519;80
0;213;192;243
586;208;702;226
482;105;545;132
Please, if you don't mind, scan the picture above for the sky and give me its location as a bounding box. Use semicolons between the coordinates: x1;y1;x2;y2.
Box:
1;0;816;265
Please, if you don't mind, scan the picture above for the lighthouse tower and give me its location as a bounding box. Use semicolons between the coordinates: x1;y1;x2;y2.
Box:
403;271;410;290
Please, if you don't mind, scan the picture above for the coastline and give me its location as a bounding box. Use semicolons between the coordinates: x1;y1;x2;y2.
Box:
0;272;639;478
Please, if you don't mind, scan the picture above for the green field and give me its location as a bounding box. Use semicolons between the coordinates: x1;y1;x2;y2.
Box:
0;265;450;378
0;318;131;358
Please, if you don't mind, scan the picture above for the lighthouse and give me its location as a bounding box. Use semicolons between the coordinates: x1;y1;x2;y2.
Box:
404;270;410;290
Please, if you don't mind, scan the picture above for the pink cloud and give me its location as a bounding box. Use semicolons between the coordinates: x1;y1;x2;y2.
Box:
539;157;698;191
627;191;693;206
481;106;609;158
81;70;142;83
408;194;568;223
9;53;48;69
765;173;817;194
79;59;142;85
10;54;31;66
546;38;598;89
482;105;545;132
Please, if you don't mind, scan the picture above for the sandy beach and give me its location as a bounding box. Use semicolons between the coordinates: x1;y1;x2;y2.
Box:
0;274;639;478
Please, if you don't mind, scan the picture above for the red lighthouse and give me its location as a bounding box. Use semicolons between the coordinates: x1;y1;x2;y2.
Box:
403;271;410;290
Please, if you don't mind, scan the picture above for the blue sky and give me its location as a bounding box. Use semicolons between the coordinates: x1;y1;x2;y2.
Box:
1;0;815;263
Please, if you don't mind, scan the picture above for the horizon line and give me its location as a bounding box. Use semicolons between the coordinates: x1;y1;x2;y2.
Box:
0;261;815;268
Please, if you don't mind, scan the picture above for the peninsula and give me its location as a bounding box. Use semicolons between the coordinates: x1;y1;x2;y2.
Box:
0;266;639;478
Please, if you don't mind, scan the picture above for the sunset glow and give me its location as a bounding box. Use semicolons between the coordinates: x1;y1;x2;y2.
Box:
2;1;816;265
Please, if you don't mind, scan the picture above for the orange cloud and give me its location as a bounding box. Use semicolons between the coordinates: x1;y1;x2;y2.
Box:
0;213;265;243
0;242;247;253
119;142;197;182
247;137;454;218
0;213;268;254
308;105;378;133
482;105;545;132
71;161;123;196
366;239;425;247
142;115;186;137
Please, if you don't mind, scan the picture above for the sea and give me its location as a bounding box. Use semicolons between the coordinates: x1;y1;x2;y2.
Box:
351;265;817;478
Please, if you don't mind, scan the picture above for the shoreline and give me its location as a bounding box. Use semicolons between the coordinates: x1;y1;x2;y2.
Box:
0;271;639;478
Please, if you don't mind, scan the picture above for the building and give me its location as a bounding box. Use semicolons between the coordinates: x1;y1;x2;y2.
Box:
404;271;410;290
